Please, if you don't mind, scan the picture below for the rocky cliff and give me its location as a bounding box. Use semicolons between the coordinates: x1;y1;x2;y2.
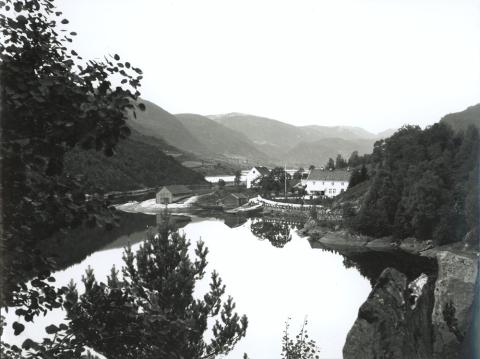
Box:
343;268;435;359
431;251;478;358
343;250;478;359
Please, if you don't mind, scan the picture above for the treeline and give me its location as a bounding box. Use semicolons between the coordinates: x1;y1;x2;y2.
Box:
319;152;370;188
346;123;478;245
65;131;206;192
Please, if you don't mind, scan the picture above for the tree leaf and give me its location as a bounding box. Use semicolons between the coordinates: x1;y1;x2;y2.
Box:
13;321;25;335
22;338;35;350
45;324;59;334
14;2;22;12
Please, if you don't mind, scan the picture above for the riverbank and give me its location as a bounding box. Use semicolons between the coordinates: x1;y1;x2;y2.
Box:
114;194;206;214
304;226;479;359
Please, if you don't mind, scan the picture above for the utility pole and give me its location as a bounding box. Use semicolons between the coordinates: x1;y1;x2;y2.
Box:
284;163;287;200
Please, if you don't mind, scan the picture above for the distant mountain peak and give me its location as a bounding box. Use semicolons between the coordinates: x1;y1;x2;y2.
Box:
207;112;248;119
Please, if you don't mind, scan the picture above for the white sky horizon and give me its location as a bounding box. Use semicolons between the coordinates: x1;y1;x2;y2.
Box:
58;0;480;133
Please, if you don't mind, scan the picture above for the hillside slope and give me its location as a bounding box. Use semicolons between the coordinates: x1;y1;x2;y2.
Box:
285;138;374;166
208;113;305;156
441;103;480;132
127;99;208;155
175;113;269;161
64;130;206;191
210;113;378;164
300;125;376;140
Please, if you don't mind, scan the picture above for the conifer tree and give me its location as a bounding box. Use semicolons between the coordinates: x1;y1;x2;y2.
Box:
63;225;248;359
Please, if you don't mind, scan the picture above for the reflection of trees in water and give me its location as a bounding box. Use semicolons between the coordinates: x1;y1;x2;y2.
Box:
250;218;292;248
343;251;437;284
224;214;248;229
39;212;154;271
313;244;437;285
156;213;191;232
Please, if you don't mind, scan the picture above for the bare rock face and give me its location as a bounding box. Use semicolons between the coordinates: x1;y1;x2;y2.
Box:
431;251;478;359
343;268;435;359
343;250;478;359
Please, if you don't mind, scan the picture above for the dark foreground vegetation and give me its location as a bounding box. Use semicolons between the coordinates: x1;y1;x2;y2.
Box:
0;1;247;358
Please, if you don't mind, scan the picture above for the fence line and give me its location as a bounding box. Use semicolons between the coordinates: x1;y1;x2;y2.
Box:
252;196;342;221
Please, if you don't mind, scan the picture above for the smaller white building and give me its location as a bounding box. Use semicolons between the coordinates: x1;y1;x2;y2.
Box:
303;169;350;197
246;166;270;188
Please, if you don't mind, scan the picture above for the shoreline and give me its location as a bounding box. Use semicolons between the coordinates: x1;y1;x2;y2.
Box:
302;226;479;359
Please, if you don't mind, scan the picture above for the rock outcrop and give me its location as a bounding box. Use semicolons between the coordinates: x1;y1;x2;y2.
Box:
431;251;478;358
343;250;479;359
343;268;435;359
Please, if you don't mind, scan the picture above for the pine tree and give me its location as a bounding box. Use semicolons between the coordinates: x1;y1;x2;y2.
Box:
335;154;347;169
62;223;248;359
326;158;335;170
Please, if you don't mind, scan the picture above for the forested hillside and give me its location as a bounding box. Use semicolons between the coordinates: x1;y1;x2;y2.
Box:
441;103;480;132
347;123;478;245
65;130;206;191
127;99;209;155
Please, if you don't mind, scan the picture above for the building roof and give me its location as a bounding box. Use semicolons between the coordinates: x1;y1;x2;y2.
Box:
306;169;351;182
292;180;305;188
253;166;270;176
159;185;192;195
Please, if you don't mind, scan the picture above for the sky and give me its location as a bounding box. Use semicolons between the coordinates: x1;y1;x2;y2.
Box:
57;0;480;133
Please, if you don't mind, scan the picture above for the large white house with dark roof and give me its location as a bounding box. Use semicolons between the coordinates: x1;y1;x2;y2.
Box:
246;166;270;188
303;169;351;197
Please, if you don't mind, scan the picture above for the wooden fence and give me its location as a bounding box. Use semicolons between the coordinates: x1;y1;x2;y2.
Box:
253;196;342;222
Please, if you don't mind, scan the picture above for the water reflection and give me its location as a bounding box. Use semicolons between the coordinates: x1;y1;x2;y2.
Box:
250;217;292;248
3;213;373;359
155;213;191;229
38;212;153;270
310;242;437;285
224;214;248;228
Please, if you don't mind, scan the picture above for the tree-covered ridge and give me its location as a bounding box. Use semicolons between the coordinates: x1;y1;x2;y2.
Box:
348;123;478;245
440;103;480;133
64;129;206;192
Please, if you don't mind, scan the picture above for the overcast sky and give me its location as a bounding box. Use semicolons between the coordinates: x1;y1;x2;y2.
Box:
58;0;480;133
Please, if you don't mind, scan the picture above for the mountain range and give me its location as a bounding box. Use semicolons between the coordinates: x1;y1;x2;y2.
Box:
125;100;395;167
65;98;479;191
208;113;394;166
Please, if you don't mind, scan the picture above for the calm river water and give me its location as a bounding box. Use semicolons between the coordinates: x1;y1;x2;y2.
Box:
3;212;372;359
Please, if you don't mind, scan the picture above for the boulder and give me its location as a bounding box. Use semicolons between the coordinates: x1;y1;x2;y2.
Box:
343;268;435;359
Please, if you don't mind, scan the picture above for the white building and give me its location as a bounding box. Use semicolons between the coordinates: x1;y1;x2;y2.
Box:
303;169;350;197
246;166;270;188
